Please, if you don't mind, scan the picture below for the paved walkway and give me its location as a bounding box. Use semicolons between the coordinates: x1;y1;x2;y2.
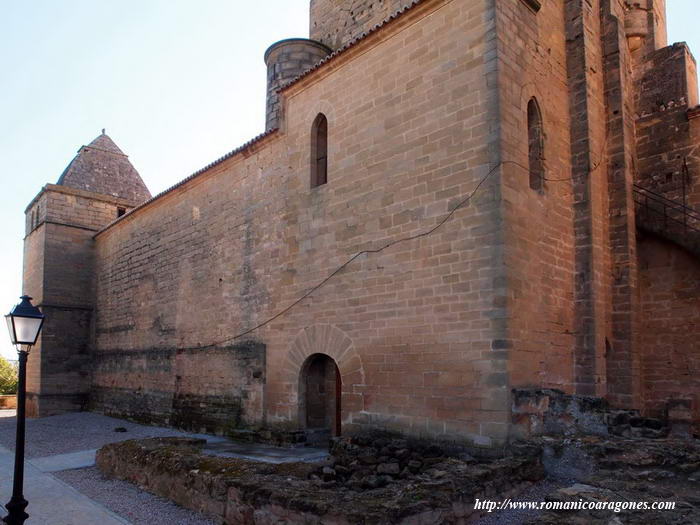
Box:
0;443;128;524
0;410;329;524
203;440;328;463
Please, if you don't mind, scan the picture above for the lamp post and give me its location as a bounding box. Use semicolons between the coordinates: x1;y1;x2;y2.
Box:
3;296;45;525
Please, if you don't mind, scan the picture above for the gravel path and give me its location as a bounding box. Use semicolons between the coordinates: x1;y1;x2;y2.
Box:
0;411;220;524
55;467;217;525
0;412;193;458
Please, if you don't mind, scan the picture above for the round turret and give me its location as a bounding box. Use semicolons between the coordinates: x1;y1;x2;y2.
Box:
625;4;649;52
264;38;331;130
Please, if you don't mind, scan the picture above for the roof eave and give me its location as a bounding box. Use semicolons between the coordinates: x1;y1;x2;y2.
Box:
94;128;279;238
279;0;431;95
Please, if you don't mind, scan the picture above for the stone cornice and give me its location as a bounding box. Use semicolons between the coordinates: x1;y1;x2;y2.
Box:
94;129;279;239
24;184;139;214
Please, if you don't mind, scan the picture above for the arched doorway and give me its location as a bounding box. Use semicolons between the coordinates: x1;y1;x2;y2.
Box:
299;353;341;443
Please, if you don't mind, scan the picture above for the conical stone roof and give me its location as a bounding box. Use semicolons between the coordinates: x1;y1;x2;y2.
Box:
57;131;151;203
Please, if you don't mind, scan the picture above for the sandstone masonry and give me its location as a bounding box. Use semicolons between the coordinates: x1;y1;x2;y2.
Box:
21;0;700;445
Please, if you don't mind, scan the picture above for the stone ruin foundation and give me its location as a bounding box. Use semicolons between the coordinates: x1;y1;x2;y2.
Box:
96;435;542;524
95;390;700;524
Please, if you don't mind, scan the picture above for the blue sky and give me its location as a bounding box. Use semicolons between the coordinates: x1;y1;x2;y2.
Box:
1;1;698;359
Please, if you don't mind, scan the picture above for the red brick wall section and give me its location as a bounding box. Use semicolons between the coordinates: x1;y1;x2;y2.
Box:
638;234;700;434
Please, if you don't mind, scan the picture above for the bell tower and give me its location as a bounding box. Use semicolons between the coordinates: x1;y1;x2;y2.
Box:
23;131;150;416
310;0;414;51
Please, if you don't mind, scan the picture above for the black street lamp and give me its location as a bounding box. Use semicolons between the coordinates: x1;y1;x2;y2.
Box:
3;296;45;525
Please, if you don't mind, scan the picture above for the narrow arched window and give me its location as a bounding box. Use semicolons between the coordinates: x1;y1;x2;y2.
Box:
311;113;328;188
527;98;544;191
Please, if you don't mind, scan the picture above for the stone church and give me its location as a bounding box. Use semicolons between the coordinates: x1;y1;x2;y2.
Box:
22;0;699;447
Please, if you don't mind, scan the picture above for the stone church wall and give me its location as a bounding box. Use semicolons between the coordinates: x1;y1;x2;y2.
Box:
494;0;578;393
92;0;509;445
22;218;46;408
633;15;700;429
90;341;266;433
635;42;700;209
600;0;645;410
20;0;700;441
23;185;137;416
638;235;700;433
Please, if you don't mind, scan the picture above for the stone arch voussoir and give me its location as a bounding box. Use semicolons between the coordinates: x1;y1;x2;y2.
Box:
286;324;364;433
283;324;364;389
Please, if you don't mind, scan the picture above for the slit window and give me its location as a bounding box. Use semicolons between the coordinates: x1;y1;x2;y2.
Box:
527;98;545;191
311;113;328;188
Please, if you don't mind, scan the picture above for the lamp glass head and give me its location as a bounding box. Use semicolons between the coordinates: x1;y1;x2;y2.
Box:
6;296;45;346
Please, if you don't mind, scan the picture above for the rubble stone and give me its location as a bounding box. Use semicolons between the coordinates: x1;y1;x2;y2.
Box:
96;435;543;524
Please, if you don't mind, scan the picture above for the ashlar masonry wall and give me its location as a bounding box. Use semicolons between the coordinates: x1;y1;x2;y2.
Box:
634;38;700;429
92;0;508;445
635;42;700;209
495;0;577;393
23;185;139;416
638;235;700;432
